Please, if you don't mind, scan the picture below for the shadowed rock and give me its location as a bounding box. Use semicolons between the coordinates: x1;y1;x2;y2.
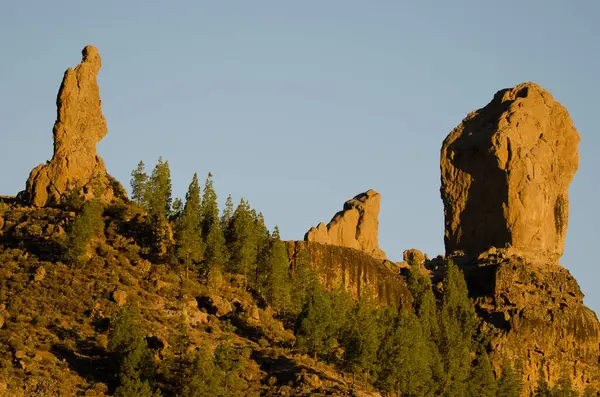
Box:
305;189;386;259
440;82;580;261
23;45;126;207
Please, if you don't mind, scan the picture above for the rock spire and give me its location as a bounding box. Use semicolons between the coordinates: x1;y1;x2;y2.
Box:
24;45;125;207
305;189;386;259
440;82;580;261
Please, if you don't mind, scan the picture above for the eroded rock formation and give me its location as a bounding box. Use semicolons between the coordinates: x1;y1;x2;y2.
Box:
440;83;598;394
305;189;386;259
440;82;580;261
462;251;600;394
23;45;125;207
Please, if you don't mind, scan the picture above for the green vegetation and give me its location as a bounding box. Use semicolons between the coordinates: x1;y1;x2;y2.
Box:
0;157;592;396
63;200;105;264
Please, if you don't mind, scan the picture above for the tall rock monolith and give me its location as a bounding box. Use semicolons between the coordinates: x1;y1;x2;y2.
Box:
23;45;125;207
440;82;580;261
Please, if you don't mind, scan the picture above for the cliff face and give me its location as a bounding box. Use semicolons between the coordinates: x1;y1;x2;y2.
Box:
461;250;600;393
441;83;599;394
286;241;411;309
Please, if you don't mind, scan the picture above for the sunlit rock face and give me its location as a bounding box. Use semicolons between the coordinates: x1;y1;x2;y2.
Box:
305;189;386;260
24;45;125;207
440;82;580;262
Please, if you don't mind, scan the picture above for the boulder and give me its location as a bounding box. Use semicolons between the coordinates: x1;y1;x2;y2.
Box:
34;266;46;282
111;290;128;306
196;295;233;317
440;82;580;261
403;248;425;265
23;45;126;207
305;189;386;259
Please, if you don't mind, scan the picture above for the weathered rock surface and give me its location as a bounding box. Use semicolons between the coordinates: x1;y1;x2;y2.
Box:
440;82;580;261
460;252;600;394
286;241;411;309
23;45;126;207
305;189;386;259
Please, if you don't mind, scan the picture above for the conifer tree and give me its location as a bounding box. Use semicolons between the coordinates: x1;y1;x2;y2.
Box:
130;160;148;207
468;349;497;397
295;284;337;358
264;226;292;313
534;362;551;397
497;359;522;397
439;260;480;396
290;249;317;315
146;157;172;221
63;200;105;264
226;199;259;284
221;194;234;231
376;310;434;396
183;345;223;397
175;173;204;278
339;294;381;377
109;304;160;397
204;221;229;279
407;259;444;392
199;172;219;239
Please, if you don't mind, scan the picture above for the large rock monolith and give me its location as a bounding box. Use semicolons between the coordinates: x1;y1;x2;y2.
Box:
23;45;125;207
440;82;580;261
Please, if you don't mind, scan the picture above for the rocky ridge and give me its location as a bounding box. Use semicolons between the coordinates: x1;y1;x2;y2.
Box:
23;45;126;207
305;189;386;260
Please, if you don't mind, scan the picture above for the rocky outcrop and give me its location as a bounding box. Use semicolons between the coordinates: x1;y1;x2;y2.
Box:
439;83;598;394
440;82;580;261
286;241;411;309
23;45;126;207
461;251;600;394
305;189;386;259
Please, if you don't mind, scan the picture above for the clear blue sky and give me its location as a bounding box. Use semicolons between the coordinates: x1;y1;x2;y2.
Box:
1;1;599;313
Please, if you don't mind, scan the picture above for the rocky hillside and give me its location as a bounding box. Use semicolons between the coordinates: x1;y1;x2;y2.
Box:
1;45;599;397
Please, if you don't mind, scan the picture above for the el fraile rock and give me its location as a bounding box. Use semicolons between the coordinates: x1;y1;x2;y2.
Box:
21;45;126;207
440;82;599;393
305;189;386;260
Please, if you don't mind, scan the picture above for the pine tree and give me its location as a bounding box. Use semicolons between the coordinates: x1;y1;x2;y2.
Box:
109;304;160;397
290;249;317;315
407;259;444;393
439;260;480;396
146;157;172;221
497;359;522;397
221;194;234;231
339;294;382;378
130;160;148;207
199;172;219;239
175;173;204;278
204;221;229;279
183;345;223;397
225;199;261;285
468;349;497;397
294;284;337;358
376;310;434;396
263;226;292;313
63;200;105;264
